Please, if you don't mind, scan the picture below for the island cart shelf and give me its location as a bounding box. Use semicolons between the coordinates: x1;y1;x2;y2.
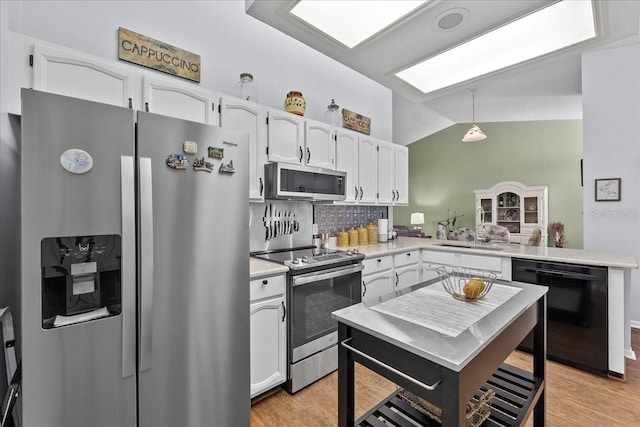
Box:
334;281;547;427
355;363;543;427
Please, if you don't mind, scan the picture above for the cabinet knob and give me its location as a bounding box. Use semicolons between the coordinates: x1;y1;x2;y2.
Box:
377;259;381;263
262;280;268;285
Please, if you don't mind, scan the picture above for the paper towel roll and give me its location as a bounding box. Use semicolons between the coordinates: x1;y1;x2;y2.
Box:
378;219;388;242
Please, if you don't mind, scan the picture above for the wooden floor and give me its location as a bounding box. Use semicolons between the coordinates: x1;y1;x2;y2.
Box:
251;328;640;426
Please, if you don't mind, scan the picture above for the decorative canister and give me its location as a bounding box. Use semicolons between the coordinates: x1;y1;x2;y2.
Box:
357;224;368;245
337;230;349;247
367;222;378;244
348;227;358;246
284;91;306;116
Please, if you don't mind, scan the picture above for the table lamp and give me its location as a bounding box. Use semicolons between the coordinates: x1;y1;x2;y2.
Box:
410;212;424;230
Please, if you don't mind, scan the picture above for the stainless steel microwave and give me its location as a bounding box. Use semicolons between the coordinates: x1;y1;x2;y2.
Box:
264;163;347;201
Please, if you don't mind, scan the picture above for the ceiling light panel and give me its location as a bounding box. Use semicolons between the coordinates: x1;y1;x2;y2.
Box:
396;0;597;95
290;0;428;48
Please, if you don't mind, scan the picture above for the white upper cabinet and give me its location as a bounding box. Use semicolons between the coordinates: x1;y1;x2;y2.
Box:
377;140;395;204
142;75;220;125
304;119;336;169
267;110;304;164
220;96;267;202
32;42;139;109
357;136;378;204
335;129;360;203
394;145;409;205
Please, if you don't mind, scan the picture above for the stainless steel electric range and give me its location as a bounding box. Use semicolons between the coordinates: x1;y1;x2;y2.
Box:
251;246;364;393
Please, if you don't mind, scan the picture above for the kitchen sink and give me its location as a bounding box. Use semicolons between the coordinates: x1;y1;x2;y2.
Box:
436;242;504;251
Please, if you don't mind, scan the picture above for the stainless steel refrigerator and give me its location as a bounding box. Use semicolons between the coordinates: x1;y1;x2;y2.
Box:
19;89;249;426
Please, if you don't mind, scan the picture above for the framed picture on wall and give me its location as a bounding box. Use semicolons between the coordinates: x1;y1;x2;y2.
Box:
595;178;621;201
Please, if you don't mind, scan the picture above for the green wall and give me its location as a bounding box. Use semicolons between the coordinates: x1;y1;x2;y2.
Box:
394;120;584;248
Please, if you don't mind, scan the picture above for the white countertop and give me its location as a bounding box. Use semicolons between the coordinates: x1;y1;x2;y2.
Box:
339;237;638;269
249;257;288;279
332;280;547;372
248;236;637;277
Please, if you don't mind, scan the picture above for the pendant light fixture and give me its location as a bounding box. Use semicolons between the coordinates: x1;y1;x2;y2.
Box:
462;89;487;142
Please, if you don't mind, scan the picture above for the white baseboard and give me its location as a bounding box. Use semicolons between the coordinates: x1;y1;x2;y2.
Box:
631;320;640;330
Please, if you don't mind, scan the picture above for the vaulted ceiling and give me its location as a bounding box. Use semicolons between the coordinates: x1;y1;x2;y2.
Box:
246;1;640;139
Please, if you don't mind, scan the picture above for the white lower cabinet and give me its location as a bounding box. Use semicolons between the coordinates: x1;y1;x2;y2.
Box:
250;275;286;398
421;249;509;281
362;252;423;300
393;250;420;291
394;264;420;291
362;270;394;302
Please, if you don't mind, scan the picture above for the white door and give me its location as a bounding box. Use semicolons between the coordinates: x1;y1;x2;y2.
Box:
33;42;138;109
267;110;304;164
336;129;359;203
377;140;395;204
250;297;286;397
305;120;335;169
220;97;267;201
358;136;378;204
142;75;219;125
394;145;409;205
394;264;419;291
362;271;393;303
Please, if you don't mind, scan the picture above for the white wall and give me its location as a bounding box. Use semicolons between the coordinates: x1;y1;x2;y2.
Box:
2;0;392;139
582;43;640;326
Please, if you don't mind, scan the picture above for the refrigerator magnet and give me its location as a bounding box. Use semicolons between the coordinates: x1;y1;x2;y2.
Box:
207;146;224;159
183;140;198;154
166;154;189;170
219;160;235;174
60;149;93;174
193;157;213;173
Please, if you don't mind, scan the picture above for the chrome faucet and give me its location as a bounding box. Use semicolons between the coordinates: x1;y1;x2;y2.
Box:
475;207;486;244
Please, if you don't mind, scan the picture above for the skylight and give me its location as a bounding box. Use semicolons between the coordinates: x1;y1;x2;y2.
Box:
396;0;597;95
290;0;428;49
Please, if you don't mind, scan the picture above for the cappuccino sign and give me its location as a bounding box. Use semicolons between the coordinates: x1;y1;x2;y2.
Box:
118;27;201;82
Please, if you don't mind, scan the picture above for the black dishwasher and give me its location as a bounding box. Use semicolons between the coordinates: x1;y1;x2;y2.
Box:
512;258;608;376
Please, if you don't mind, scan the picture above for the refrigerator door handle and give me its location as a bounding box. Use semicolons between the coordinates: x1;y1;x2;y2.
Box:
121;156;136;378
139;157;154;372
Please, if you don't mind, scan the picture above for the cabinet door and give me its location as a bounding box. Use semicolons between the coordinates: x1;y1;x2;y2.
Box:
335;129;359;203
33;43;138;109
267;110;304;164
358;136;378;204
362;271;393;303
220;97;267;201
142;75;219;125
305;120;336;169
377;140;395;204
394;264;419;291
394;145;409;205
250;296;286;397
421;262;445;282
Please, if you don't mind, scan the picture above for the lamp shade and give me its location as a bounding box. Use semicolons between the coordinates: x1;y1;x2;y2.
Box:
462;124;487;142
410;212;425;225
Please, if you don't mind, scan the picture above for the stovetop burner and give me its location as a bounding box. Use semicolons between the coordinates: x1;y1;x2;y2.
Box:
251;246;364;271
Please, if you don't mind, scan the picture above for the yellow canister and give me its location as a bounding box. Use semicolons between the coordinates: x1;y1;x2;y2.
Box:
348;227;358;245
357;224;368;245
337;230;349;247
367;222;378;244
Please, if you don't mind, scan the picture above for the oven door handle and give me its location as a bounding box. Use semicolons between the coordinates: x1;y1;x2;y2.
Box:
293;264;363;287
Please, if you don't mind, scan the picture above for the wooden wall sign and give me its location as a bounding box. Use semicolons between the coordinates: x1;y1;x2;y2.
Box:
342;109;371;135
118;27;201;82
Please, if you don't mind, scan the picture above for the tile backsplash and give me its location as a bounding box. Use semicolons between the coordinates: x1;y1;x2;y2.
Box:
314;205;388;236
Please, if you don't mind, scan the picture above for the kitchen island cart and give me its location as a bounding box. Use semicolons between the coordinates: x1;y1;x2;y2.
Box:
334;280;547;427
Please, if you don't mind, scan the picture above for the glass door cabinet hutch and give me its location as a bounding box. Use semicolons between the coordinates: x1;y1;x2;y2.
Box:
474;181;548;245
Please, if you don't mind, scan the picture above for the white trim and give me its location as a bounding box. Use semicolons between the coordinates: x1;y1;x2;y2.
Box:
631;320;640;329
